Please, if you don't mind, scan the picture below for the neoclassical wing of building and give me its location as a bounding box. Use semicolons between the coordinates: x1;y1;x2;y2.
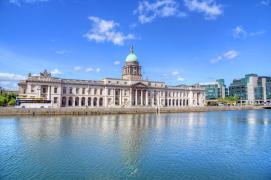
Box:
18;47;205;108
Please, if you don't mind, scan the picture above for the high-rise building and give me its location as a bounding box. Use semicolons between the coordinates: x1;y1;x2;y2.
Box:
199;79;226;100
229;74;271;104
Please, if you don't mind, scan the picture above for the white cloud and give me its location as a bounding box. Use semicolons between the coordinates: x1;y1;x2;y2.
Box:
134;0;185;24
84;16;135;46
233;25;266;39
114;60;120;65
224;50;238;59
172;70;179;76
177;76;185;81
261;0;270;6
210;56;222;64
73;66;82;71
0;81;18;90
9;0;49;6
55;50;68;55
85;67;94;72
50;68;63;75
0;72;25;81
184;0;223;20
211;50;239;64
96;68;101;73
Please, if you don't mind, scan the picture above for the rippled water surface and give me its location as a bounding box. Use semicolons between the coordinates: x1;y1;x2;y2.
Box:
1;110;271;179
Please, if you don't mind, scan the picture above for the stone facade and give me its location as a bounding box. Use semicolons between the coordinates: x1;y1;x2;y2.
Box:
18;48;205;108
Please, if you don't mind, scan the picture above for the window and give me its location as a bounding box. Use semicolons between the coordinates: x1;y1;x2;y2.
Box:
100;89;103;95
108;81;111;84
54;87;57;94
31;85;34;93
94;89;97;95
69;88;73;94
54;97;58;103
63;87;66;94
88;88;91;95
43;88;46;93
76;88;79;94
82;88;85;94
108;89;111;95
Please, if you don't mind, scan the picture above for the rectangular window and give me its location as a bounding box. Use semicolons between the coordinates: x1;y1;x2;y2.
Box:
54;97;58;103
76;88;79;94
63;87;66;94
43;88;46;93
100;89;103;95
82;88;85;94
69;88;73;94
108;89;111;95
54;87;57;94
94;89;97;95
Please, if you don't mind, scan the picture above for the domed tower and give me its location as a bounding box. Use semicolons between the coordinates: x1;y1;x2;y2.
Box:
122;46;142;81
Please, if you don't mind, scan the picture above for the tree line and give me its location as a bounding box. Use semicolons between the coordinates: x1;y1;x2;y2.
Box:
0;92;16;106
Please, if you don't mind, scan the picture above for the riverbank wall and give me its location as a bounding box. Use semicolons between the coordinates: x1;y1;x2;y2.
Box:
0;106;266;116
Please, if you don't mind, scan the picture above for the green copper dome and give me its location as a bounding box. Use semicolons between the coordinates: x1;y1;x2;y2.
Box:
125;46;138;62
126;53;138;62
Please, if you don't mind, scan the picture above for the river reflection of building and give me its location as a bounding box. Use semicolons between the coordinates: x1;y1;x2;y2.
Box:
15;113;208;176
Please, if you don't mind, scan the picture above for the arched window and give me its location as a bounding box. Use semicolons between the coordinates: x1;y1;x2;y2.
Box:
68;97;73;106
88;97;91;106
183;99;186;106
169;99;171;106
62;97;66;107
93;97;97;106
81;97;85;106
187;99;189;106
99;97;103;107
176;99;179;106
75;97;79;106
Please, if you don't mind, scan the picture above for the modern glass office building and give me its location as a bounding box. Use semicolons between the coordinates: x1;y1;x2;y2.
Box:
199;79;226;100
229;74;271;104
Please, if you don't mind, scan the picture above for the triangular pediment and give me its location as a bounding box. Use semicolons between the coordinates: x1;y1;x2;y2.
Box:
131;82;148;88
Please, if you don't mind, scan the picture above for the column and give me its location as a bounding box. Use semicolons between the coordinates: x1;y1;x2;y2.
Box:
130;88;133;106
157;91;160;106
152;91;154;106
73;97;75;107
79;97;81;107
141;90;143;106
37;85;41;97
113;89;115;106
120;89;122;106
104;87;108;107
145;90;148;106
66;97;68;107
135;89;138;106
47;86;50;100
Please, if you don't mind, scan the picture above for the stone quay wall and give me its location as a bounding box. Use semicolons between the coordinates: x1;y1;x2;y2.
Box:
0;106;265;116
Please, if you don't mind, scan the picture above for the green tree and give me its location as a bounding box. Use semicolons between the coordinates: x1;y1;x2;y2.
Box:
0;96;7;106
8;99;16;106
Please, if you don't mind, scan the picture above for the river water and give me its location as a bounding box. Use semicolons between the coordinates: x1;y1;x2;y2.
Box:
0;110;271;179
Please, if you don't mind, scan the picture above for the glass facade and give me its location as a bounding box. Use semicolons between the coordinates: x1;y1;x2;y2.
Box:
229;74;271;103
200;79;226;100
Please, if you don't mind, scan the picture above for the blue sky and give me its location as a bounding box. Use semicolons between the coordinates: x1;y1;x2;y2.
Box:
0;0;270;89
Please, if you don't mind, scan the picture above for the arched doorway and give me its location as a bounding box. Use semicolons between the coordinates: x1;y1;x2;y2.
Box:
88;97;91;106
62;97;66;107
68;97;73;106
81;97;85;106
93;97;97;106
75;97;79;106
99;97;103;107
